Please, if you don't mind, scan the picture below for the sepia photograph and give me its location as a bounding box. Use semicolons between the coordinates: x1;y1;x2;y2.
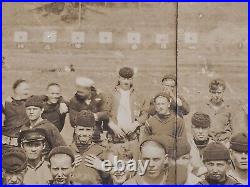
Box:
2;2;248;185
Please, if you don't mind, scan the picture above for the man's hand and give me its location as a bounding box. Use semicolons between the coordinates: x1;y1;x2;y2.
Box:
84;154;104;171
177;97;183;106
59;103;68;114
73;154;82;167
108;120;126;138
126;121;141;133
93;113;98;121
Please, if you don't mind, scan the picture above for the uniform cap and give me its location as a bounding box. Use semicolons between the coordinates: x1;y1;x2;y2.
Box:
230;133;248;153
25;95;44;108
2;147;27;173
75;110;95;127
203;142;230;162
119;67;134;79
191;112;211;128
19;128;46;144
75;77;95;89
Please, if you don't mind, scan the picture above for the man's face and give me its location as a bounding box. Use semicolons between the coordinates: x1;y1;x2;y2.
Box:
141;142;167;179
107;152;131;184
191;125;209;141
210;87;224;104
205;160;229;182
176;154;190;168
75;126;94;144
26;106;43;121
50;154;74;184
162;79;175;94
155;96;170;115
3;170;26;184
76;86;91;100
170;153;190;184
14;81;30;100
22;141;44;160
47;85;61;104
231;150;248;170
119;76;133;91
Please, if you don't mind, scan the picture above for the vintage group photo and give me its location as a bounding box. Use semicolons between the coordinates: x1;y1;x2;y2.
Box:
2;2;248;185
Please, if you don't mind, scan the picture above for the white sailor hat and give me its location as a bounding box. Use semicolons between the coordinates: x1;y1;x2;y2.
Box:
75;77;95;88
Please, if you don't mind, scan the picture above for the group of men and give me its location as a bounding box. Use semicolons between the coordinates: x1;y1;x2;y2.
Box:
2;66;248;184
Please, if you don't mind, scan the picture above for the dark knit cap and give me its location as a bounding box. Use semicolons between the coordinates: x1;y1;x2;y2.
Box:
75;110;95;127
48;146;75;163
25;95;44;108
3;147;27;173
161;74;176;83
191;112;211;128
168;137;191;159
203;142;230;162
119;67;134;79
154;92;172;102
209;79;226;92
230;133;248;153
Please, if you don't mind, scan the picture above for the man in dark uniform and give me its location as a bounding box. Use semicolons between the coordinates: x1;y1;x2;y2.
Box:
168;137;202;184
2;147;28;184
2;79;30;152
42;83;69;132
197;79;246;147
198;142;241;184
141;92;186;140
48;146;75;185
189;112;213;176
69;77;110;143
20;95;66;154
18;128;52;184
70;110;106;184
228;133;248;184
148;74;190;118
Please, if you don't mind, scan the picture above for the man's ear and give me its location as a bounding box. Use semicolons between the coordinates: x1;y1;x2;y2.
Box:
42;142;46;150
164;154;168;165
41;108;44;113
48;163;51;169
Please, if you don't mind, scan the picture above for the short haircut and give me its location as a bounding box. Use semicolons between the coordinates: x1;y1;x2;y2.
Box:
12;79;27;90
104;144;133;160
47;82;61;90
140;140;167;154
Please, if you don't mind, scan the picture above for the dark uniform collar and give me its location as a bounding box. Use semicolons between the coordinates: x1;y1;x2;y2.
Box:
193;138;210;149
71;141;95;155
27;157;45;170
206;175;228;184
48;180;74;185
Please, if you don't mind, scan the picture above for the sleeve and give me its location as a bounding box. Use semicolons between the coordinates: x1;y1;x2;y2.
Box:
178;95;190;116
231;107;248;136
95;93;111;121
69;98;80;127
175;117;186;138
49;124;67;147
136;96;151;125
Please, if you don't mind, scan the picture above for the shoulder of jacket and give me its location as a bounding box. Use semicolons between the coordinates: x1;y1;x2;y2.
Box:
3;96;13;106
227;175;241;184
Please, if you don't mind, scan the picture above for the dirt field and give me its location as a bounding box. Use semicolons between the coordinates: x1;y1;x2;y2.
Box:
2;3;248;144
